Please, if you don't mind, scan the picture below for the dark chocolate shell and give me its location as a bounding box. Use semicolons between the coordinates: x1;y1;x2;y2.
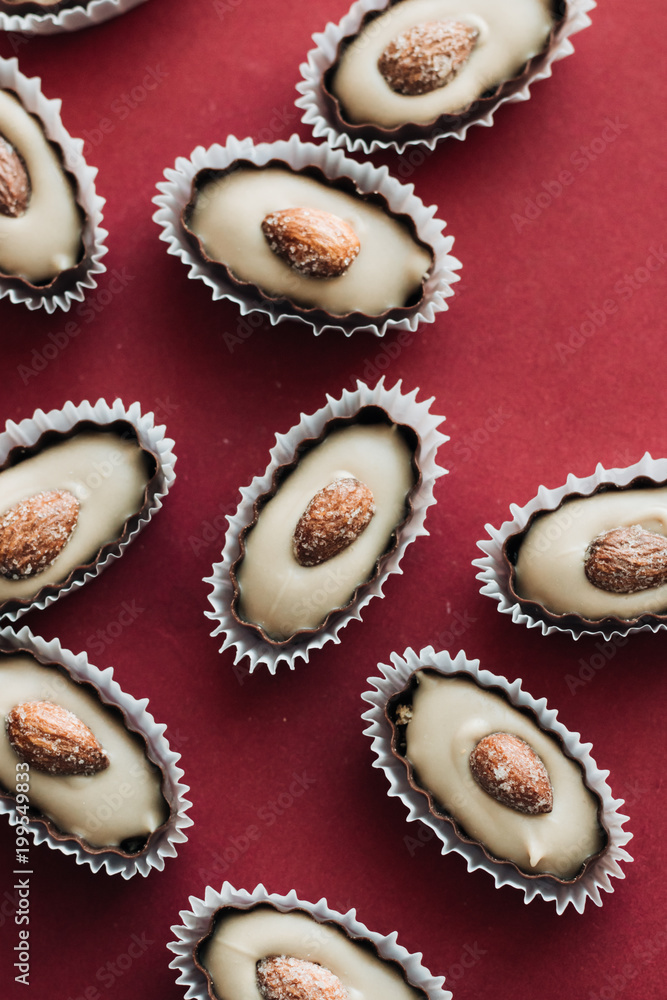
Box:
205;382;447;673
362;648;632;911
475;455;667;639
167;886;447;1000
0;399;175;622
0;626;192;876
154;136;460;337
0;59;107;311
297;0;593;153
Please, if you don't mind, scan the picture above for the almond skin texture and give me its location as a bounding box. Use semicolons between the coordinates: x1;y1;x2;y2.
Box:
261;207;361;278
0;133;30;218
469;732;553;815
584;524;667;594
6;700;109;775
378;20;479;96
293;477;375;567
0;489;80;580
256;956;348;1000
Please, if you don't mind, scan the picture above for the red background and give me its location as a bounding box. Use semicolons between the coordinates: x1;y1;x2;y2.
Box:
1;1;666;998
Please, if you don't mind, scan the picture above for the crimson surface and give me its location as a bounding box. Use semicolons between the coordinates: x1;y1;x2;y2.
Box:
0;2;665;998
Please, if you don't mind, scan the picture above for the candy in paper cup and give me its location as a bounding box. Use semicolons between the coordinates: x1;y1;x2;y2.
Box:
0;397;176;622
474;453;667;640
153;133;460;337
0;625;192;877
205;379;447;674
0;57;107;311
361;646;632;912
0;0;148;36
168;883;452;1000
296;0;596;155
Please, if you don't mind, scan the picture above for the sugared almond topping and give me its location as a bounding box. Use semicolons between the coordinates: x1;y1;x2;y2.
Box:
0;489;80;580
0;133;30;218
469;732;553;815
6;700;109;775
256;956;348;1000
584;524;667;593
293;477;375;567
261;207;361;278
378;20;479;96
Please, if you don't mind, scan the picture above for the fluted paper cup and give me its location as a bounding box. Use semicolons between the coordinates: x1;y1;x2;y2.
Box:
153;134;460;337
0;57;107;311
0;625;192;877
362;646;632;912
296;0;596;155
205;379;447;673
0;396;176;622
168;883;452;1000
474;453;667;640
0;0;147;36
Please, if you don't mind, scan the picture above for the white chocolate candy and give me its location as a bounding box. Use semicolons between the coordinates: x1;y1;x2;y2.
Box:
0;654;167;849
514;488;667;620
200;906;423;1000
0;432;152;604
187;167;432;316
236;422;415;641
401;672;603;878
332;0;554;127
0;90;82;284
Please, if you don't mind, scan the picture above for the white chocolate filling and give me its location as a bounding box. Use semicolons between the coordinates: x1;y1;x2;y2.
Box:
0;431;151;604
514;487;667;620
332;0;554;126
200;907;422;1000
0;90;82;284
236;422;415;640
402;672;603;878
0;654;167;849
187;167;432;316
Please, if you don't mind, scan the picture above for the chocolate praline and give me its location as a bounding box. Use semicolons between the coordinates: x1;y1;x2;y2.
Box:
194;903;429;1000
0;648;170;856
321;0;565;146
182;158;435;325
387;668;608;882
0;419;158;619
0;87;85;294
504;475;667;631
230;406;421;645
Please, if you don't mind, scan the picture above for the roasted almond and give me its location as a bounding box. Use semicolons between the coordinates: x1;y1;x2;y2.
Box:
257;956;348;1000
0;133;30;218
0;489;80;579
261;207;361;278
293;477;375;567
378;20;479;96
469;732;553;815
6;700;109;775
584;524;667;593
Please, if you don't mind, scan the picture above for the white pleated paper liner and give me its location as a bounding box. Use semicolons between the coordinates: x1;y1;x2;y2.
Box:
0;0;147;35
0;397;177;623
205;379;447;674
296;0;596;155
0;58;107;311
168;883;452;1000
152;134;460;338
0;625;193;877
474;453;667;641
361;647;632;913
